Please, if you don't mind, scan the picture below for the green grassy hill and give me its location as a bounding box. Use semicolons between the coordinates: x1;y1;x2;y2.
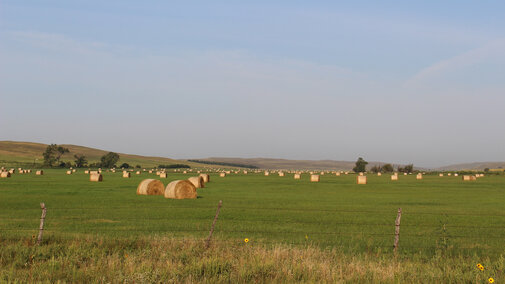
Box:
0;141;213;169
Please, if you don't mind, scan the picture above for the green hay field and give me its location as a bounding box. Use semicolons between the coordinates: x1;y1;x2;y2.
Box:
1;170;504;282
1;170;503;254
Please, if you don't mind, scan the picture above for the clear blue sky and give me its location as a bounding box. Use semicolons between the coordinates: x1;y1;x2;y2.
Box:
1;1;504;167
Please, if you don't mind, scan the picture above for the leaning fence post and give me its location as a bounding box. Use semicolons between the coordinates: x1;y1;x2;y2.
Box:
393;207;402;253
205;200;222;248
37;203;47;245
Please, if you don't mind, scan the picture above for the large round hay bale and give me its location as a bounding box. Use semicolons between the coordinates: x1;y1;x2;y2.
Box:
188;176;205;188
391;175;398;181
1;172;11;178
66;170;72;175
220;173;226;177
462;175;476;181
416;173;423;180
199;173;210;183
137;179;164;195
164;180;197;199
264;171;270;176
377;172;382;176
160;172;167;178
123;172;131;178
310;174;320;182
357;176;367;184
36;170;44;175
294;173;301;179
335;172;341;176
90;174;103;182
278;172;285;177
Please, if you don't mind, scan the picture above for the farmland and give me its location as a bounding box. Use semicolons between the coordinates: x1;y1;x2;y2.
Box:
1;169;504;282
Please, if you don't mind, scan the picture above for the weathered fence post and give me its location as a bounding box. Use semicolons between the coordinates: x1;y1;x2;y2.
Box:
393;207;402;253
37;203;47;245
205;200;222;248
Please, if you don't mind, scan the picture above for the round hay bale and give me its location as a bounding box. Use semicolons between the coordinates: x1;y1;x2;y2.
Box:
335;172;341;176
310;174;320;182
243;171;248;174
462;175;476;181
416;173;423;180
391;175;398;181
90;173;103;182
123;172;131;178
264;171;270;176
137;179;164;195
199;174;210;183
357;176;367;184
278;172;285;177
377;172;382;176
439;173;444;177
66;170;72;175
136;171;141;175
188;176;205;188
1;172;11;178
294;173;301;179
160;172;167;178
220;173;226;177
84;170;90;174
164;180;197;199
36;170;44;175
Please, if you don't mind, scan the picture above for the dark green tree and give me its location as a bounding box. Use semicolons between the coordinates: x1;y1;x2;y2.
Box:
42;144;58;167
42;144;69;167
381;163;394;173
404;164;414;173
370;165;382;173
55;146;69;165
120;163;130;169
100;152;120;168
352;157;368;173
74;154;88;168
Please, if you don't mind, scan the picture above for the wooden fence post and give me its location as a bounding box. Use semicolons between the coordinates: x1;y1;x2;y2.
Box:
393;207;402;253
37;203;47;245
205;200;222;248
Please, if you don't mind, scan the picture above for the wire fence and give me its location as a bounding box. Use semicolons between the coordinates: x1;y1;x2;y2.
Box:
1;202;504;255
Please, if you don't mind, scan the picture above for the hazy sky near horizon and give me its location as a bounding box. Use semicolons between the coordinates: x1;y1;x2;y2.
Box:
1;1;505;168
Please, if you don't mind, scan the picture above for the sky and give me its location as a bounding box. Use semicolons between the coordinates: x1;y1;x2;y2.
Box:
1;1;504;168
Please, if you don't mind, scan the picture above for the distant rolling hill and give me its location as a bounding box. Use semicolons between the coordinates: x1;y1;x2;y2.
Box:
193;157;403;171
0;141;213;169
436;162;505;171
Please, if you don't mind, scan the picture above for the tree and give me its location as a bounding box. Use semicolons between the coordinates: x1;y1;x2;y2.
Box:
484;168;490;173
404;164;414;173
382;164;394;173
55;146;69;165
352;157;368;173
120;163;130;169
100;152;120;168
42;144;69;167
43;144;58;167
370;165;382;173
135;165;141;169
74;154;88;168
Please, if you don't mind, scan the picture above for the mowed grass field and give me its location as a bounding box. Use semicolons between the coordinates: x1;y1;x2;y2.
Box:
1;170;504;257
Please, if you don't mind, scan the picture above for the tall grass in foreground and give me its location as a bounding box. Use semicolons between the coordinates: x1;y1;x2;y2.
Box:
1;236;503;283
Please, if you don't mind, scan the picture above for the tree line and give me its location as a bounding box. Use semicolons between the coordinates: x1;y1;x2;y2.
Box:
353;157;415;173
42;144;120;168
